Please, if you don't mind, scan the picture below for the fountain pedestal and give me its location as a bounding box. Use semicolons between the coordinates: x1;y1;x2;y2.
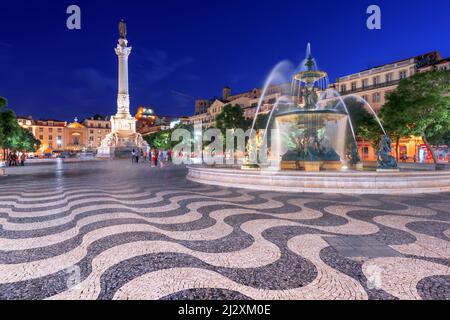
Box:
304;162;321;172
281;160;343;171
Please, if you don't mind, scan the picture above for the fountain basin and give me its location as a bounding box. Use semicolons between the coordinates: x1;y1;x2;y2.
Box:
187;166;450;194
281;161;343;171
275;109;348;171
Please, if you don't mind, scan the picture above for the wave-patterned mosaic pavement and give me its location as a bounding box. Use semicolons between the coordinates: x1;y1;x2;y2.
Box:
0;161;449;300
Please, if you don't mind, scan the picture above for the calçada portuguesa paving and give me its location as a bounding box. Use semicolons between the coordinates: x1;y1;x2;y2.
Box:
0;160;449;300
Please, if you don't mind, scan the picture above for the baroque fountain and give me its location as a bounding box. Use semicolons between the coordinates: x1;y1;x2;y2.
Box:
275;51;350;172
187;44;450;194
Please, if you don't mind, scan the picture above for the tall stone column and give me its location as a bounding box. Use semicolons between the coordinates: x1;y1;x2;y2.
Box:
115;39;132;117
97;20;148;158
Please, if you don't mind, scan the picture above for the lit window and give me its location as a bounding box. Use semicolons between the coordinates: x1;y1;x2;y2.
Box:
373;92;381;103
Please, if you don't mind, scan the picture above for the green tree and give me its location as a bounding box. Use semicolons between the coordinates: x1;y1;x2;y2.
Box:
345;97;383;158
380;91;412;161
381;70;450;166
254;113;270;130
216;104;249;134
8;127;41;152
0;98;20;159
0;96;41;159
0;97;6;152
144;124;195;150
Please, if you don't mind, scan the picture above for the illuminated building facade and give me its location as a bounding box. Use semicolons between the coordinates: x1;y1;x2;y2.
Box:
17;115;111;155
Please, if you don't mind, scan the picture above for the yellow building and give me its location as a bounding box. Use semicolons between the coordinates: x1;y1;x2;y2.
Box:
82;116;112;149
17;115;111;155
18;117;67;154
335;51;449;162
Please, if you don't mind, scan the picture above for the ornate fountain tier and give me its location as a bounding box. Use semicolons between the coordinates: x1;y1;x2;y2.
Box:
276;109;347;125
270;47;348;172
294;70;328;86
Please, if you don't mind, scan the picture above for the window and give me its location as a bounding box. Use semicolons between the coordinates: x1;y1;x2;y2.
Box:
49;135;53;141
386;73;393;83
57;128;62;133
39;127;44;132
39;135;44;140
351;82;357;91
363;147;369;156
49;128;53;133
373;92;381;103
399;70;407;79
90;130;94;134
340;84;347;93
362;79;369;89
72;136;80;146
373;76;380;86
362;95;369;102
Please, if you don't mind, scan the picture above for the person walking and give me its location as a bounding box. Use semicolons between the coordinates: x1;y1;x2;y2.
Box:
20;153;26;166
159;149;165;168
131;149;136;164
154;149;159;168
151;149;156;167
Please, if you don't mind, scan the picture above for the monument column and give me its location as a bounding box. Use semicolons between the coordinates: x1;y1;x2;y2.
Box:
97;20;148;158
115;34;132;118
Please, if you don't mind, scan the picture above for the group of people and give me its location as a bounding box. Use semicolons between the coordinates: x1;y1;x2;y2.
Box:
131;148;172;168
6;152;27;167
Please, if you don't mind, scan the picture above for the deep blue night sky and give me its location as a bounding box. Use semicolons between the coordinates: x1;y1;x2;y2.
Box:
1;0;449;121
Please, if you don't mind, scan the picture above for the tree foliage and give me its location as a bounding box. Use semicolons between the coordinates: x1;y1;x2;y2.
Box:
381;70;450;164
144;124;194;150
345;97;383;149
216;104;249;133
0;96;41;157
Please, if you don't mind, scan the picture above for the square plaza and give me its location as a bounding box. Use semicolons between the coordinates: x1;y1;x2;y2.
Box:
0;1;449;302
0;161;449;300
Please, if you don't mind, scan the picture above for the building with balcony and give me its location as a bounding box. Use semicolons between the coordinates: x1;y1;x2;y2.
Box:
17;115;111;155
335;51;449;162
